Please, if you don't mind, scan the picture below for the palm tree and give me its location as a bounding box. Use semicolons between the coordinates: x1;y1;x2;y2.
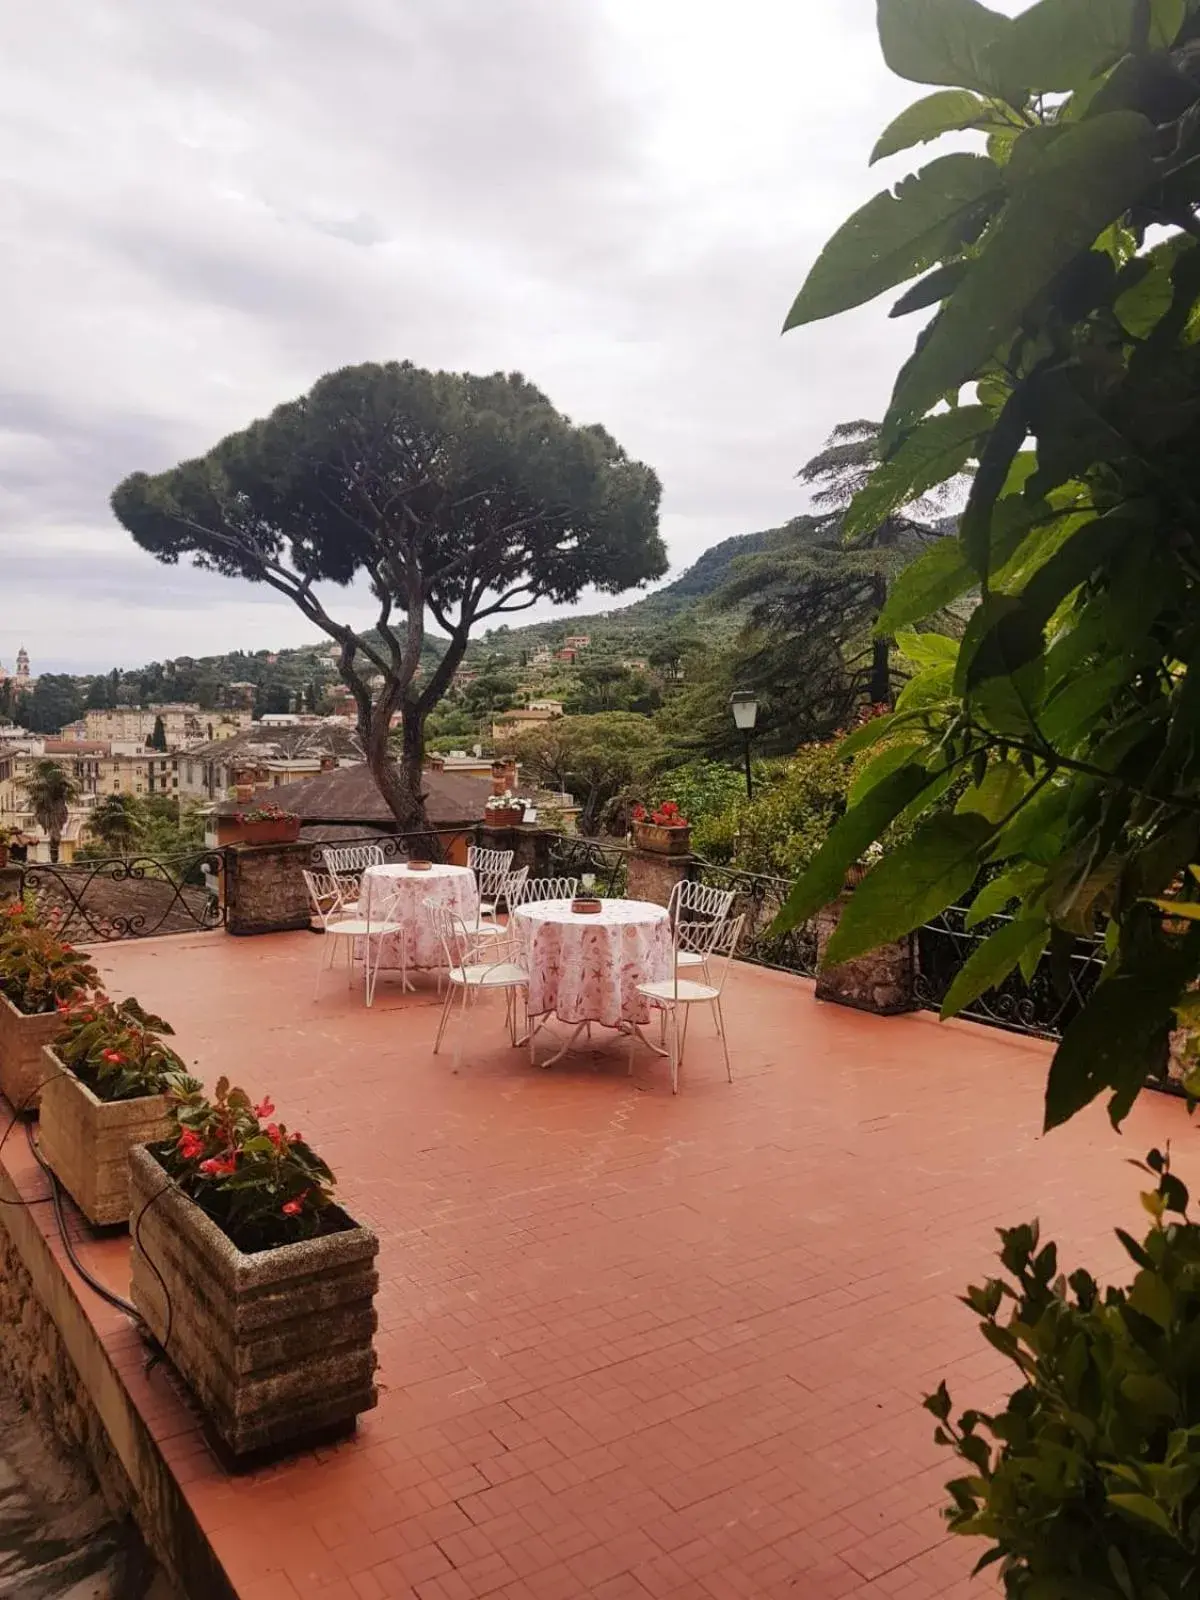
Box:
22;759;80;864
86;793;144;856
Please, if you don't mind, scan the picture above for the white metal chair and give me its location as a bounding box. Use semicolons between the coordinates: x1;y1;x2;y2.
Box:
461;865;531;956
667;879;737;980
635;915;743;1093
428;900;529;1069
310;881;407;1006
302;869;357;932
513;876;579;906
321;843;385;909
468;845;515;914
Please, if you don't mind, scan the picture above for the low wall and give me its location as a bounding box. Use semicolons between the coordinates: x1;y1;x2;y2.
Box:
224;842;312;936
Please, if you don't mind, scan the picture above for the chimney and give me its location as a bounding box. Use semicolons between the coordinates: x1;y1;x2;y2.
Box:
490;757;518;795
320;755;336;772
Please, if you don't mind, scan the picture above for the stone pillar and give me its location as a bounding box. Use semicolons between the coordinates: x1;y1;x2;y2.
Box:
225;842;313;936
626;849;690;910
813;891;917;1015
0;865;23;909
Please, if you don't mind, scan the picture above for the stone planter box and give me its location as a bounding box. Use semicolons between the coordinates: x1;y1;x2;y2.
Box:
814;891;917;1016
38;1048;173;1227
128;1145;380;1459
0;993;62;1115
634;822;691;857
234;818;301;846
484;806;526;828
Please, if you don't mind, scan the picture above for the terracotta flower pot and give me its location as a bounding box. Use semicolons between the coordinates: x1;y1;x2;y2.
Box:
235;817;301;846
0;993;62;1115
129;1145;380;1458
38;1047;173;1227
634;821;691;857
484;805;526;828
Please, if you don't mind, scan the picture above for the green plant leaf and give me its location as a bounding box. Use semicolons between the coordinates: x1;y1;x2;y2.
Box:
956;761;1030;823
941;917;1047;1018
876;540;977;633
871;89;993;164
844;406;990;540
1149;0;1185;48
986;0;1139;94
849;740;929;805
1106;1493;1175;1537
896;629;960;669
965;863;1044;927
824;813;995;964
772;764;936;931
784;155;1003;330
1115;263;1175;339
878;0;1016;96
888;113;1156;426
891;260;972;317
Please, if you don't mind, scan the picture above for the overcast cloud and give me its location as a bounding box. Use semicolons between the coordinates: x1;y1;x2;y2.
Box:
0;0;1023;675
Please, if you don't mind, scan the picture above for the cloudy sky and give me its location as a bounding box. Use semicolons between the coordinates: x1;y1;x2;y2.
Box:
1;0;1022;676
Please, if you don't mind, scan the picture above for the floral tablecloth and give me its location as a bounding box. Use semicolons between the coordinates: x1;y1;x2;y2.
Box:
360;863;478;972
513;898;671;1027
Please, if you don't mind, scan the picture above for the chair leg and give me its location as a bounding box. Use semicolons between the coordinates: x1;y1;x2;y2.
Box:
433;980;455;1054
679;1003;692;1063
453;982;470;1071
717;997;732;1082
669;1008;680;1095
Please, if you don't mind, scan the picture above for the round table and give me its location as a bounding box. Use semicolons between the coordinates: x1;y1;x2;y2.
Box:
359;863;478;988
513;898;672;1043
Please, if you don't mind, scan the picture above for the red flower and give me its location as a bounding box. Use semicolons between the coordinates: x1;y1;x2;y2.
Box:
177;1129;205;1161
199;1153;237;1179
265;1122;284;1148
281;1193;307;1216
631;803;646;822
101;1049;124;1064
254;1096;275;1119
288;1130;304;1145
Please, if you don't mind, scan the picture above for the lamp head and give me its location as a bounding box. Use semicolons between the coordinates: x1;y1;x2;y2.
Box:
730;691;758;732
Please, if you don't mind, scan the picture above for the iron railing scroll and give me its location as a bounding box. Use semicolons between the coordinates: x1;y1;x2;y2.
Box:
303;827;478;870
22;851;227;943
542;834;630;897
688;858;819;978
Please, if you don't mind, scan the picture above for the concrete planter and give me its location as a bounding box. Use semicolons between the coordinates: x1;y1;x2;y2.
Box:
814;890;918;1016
633;822;691;857
38;1048;173;1227
0;993;62;1115
128;1145;380;1459
234;818;301;846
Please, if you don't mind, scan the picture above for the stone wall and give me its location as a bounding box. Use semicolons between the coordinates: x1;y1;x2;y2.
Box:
626;849;689;909
814;892;918;1015
224;842;312;936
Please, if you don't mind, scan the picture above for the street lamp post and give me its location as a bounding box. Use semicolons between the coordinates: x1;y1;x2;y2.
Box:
730;691;759;801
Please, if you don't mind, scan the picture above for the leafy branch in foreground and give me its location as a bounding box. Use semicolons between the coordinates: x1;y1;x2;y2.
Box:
929;1151;1200;1597
776;0;1200;1131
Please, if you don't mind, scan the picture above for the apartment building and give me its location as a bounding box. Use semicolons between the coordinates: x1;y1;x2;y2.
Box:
58;705;254;749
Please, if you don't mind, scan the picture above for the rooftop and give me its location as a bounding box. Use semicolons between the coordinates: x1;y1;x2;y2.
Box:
222;763;495;827
5;930;1193;1600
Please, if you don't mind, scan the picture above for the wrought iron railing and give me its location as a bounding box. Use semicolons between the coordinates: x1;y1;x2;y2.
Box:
303;827;479;869
22;852;226;943
541;834;630;897
914;905;1105;1040
689;859;819;977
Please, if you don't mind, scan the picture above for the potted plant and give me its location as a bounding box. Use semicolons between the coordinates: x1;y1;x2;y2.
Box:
632;801;692;857
0;904;100;1114
484;792;528;828
0;824;20;870
231;804;301;846
129;1077;379;1458
39;996;199;1227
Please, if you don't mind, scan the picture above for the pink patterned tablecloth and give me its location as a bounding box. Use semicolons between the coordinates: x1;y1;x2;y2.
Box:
514;898;671;1028
360;863;478;972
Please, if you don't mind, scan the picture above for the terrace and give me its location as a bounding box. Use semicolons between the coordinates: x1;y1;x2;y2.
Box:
1;924;1192;1600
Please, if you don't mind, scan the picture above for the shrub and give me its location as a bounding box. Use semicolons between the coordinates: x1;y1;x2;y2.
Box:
158;1076;337;1253
929;1153;1200;1596
0;909;100;1016
54;995;198;1103
691;743;852;877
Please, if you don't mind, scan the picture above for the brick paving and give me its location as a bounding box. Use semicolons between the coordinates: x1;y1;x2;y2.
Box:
13;929;1195;1598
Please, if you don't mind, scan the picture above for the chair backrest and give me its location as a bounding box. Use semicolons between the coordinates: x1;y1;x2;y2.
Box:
467;845;514;876
302;869;348;927
668;878;737;929
322;843;385;875
698;913;743;994
426;899;475;972
501;866;530;907
518;876;579;905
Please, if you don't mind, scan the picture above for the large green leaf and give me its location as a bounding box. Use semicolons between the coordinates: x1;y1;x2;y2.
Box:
896;629;959;669
844;406;990;540
986;0;1138;94
871;90;993;165
876;539;976;634
824;813;996;964
772;764;935;931
784;155;1002;329
1149;0;1186;49
878;0;1015;96
965;862;1044;926
890;261;972;317
941;917;1047;1018
888;112;1157;426
956;761;1030;823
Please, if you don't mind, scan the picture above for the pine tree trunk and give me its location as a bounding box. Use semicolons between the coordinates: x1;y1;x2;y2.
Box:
870;571;892;707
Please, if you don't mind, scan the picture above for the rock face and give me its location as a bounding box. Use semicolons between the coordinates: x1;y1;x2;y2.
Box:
128;1146;380;1458
814;892;918;1016
38;1052;173;1228
0;994;62;1115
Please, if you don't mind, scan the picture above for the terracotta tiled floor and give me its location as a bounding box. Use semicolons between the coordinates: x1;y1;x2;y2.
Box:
14;930;1197;1599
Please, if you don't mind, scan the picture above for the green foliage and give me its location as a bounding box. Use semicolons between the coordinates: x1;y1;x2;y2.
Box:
160;1076;337;1253
56;995;198;1104
505;712;660;833
111;362;664;829
779;0;1200;1130
17;675;84;736
691;744;855;878
85;794;144;855
929;1153;1200;1596
21;760;80;863
0;906;99;1017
